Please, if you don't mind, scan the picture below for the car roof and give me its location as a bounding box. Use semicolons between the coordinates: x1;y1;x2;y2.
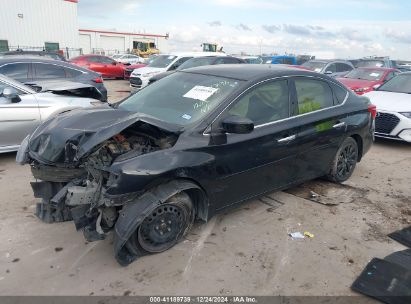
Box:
0;56;99;75
182;64;323;81
0;55;65;63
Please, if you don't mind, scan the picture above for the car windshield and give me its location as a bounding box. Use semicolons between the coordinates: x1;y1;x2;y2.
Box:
378;74;411;94
119;72;243;125
344;69;384;81
302;61;326;72
355;60;386;68
148;55;177;68
177;57;216;70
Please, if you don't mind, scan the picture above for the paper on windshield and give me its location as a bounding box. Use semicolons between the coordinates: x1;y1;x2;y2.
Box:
314;68;322;72
370;73;380;77
183;86;218;101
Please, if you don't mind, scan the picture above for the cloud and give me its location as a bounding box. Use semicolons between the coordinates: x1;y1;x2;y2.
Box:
211;0;398;10
262;25;281;34
283;24;311;36
236;23;252;31
307;25;324;31
385;28;411;43
208;21;222;27
340;28;371;41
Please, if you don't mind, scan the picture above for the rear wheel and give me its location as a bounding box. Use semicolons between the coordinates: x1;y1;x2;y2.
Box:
125;192;194;256
327;137;358;183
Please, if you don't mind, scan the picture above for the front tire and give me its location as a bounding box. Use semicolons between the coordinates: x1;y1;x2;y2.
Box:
327;137;358;183
125;192;194;256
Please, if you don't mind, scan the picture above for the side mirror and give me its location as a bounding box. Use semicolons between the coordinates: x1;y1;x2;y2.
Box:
112;61;117;65
324;70;333;75
222;115;254;134
2;87;21;103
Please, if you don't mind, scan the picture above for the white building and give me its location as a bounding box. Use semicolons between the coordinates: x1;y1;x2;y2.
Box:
0;0;79;52
79;29;170;55
0;0;170;56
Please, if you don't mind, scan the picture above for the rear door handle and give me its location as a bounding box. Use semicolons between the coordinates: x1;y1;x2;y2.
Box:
277;134;296;143
333;122;346;129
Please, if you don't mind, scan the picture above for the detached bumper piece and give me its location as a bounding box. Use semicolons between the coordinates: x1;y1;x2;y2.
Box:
388;226;411;248
31;181;72;223
351;258;411;304
352;226;411;303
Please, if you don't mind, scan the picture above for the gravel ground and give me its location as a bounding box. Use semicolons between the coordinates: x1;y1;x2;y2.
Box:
0;80;410;297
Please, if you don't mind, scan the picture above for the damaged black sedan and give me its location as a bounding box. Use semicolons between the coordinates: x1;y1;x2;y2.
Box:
17;65;375;265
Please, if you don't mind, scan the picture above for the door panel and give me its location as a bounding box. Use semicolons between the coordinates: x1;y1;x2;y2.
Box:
208;123;301;210
291;77;348;181
206;79;301;210
0;93;40;149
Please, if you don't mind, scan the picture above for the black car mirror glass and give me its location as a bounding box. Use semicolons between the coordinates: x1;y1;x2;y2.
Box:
222;115;254;134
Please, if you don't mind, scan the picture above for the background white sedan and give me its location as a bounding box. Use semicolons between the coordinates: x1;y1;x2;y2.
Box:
365;72;411;142
0;74;104;153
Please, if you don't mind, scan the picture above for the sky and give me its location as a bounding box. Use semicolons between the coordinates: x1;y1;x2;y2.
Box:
78;0;411;59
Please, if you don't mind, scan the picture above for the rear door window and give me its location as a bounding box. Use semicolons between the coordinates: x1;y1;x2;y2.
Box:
324;63;337;73
221;57;243;64
34;63;66;79
293;78;334;115
0;63;30;81
336;63;353;72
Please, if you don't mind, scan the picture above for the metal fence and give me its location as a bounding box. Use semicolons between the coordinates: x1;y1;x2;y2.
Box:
91;48;131;56
4;45;83;59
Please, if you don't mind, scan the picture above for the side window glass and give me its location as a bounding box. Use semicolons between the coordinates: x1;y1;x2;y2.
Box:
331;83;348;105
223;57;241;64
294;78;334;114
169;57;192;70
385;72;395;81
325;63;336;73
337;63;353;72
100;57;115;64
34;64;66;79
0;63;30;80
87;57;96;62
228;80;289;125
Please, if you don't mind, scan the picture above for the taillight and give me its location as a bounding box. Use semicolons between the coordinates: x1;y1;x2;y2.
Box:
368;104;377;119
93;77;103;83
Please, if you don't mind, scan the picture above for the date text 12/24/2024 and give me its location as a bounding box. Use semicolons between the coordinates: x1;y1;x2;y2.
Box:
149;296;257;303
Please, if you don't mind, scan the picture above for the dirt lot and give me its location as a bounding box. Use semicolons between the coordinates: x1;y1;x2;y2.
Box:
0;80;410;297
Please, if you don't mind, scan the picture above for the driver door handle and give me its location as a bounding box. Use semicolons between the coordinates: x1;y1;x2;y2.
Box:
333;122;346;129
277;134;296;143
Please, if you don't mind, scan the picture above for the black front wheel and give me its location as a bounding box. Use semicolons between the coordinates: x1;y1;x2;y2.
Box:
125;192;194;256
327;137;358;183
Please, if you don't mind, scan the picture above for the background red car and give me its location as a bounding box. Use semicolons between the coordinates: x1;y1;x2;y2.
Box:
70;55;126;79
337;67;401;95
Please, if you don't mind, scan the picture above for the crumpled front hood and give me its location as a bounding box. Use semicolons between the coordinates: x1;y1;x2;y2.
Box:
28;106;182;165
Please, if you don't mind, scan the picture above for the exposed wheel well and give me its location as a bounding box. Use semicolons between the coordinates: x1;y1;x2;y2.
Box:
350;134;363;161
184;187;208;222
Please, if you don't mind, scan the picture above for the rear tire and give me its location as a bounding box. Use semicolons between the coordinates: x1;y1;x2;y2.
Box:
327;137;358;183
125;192;194;256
